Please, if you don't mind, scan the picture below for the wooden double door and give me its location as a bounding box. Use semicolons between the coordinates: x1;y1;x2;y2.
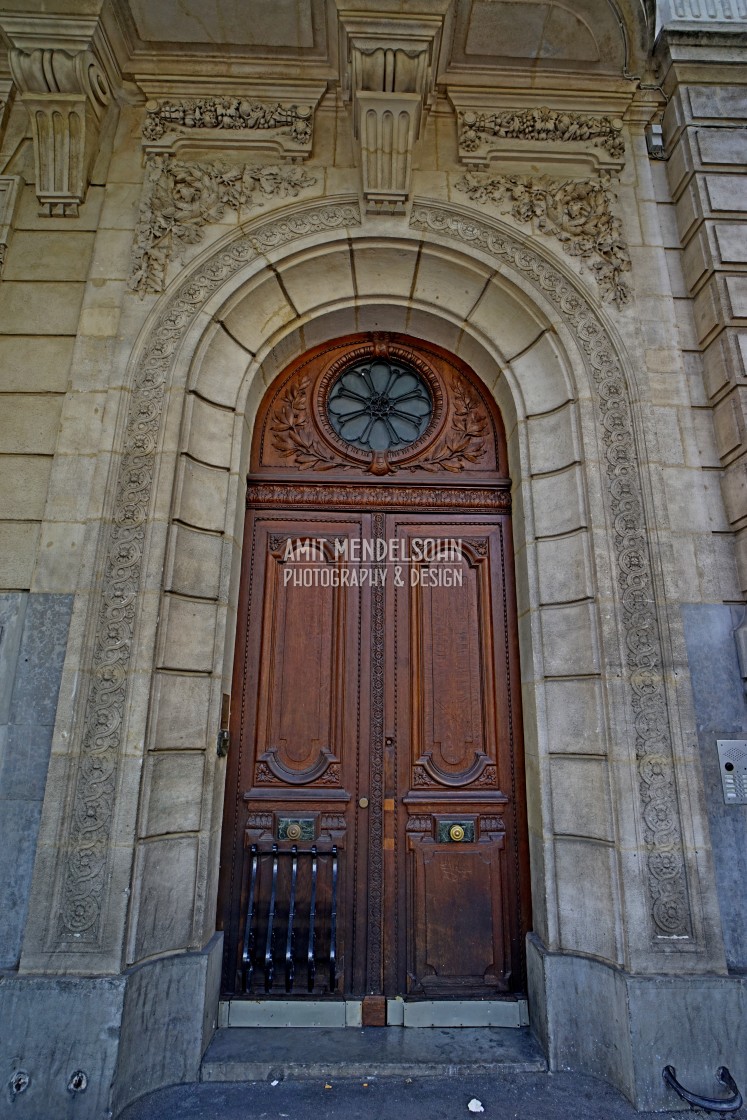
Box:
217;334;530;1001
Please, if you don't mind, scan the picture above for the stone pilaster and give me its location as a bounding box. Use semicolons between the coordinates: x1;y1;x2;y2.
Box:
656;23;747;588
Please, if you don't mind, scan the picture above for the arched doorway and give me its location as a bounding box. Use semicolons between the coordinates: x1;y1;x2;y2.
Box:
217;332;531;1008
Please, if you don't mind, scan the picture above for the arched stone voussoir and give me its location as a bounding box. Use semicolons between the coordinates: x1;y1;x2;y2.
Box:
29;192;708;987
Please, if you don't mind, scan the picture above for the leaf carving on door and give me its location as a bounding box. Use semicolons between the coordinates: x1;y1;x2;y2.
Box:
270;376;345;471
406;376;488;473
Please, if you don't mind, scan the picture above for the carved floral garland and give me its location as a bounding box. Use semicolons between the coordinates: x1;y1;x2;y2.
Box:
458;107;625;161
143;98;313;144
455;171;631;308
130;155;318;295
56;199;361;945
410;201;690;941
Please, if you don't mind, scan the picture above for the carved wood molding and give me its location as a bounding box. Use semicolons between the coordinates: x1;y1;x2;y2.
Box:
246;482;511;513
257;334;505;481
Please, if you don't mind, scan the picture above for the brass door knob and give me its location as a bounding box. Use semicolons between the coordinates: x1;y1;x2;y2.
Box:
449;823;465;842
359;797;369;809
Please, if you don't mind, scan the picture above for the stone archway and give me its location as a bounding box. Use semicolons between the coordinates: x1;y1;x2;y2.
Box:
18;194;725;1111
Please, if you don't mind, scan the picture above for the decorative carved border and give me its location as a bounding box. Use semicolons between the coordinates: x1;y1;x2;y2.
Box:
55;198;361;947
143;98;315;156
410;200;691;941
246;482;511;512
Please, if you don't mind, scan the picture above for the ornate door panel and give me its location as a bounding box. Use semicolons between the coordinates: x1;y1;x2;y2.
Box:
385;517;527;996
218;512;369;997
217;333;530;1001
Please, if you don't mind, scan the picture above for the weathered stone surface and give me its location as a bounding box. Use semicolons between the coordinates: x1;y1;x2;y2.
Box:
682;604;747;971
0;593;73;968
531;466;587;538
0;281;85;334
174;456;230;533
0;394;64;455
157;595;218;673
550;756;614;841
536;532;592;605
143;750;205;836
555;838;617;958
113;937;222;1117
0;975;126;1119
540;601;600;677
544;678;606;754
151;672;213;750
130;835;200;961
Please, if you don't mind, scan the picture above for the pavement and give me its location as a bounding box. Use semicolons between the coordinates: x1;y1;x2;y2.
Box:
119;1070;747;1120
117;1028;747;1120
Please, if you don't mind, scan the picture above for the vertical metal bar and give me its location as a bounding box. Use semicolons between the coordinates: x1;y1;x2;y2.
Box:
329;845;338;992
307;845;317;992
264;844;279;992
242;844;259;992
285;845;298;992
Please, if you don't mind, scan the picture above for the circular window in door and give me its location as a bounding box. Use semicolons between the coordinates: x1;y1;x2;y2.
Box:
326;358;433;452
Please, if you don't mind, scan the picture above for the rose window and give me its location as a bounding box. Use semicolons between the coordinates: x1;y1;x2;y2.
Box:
326;359;432;452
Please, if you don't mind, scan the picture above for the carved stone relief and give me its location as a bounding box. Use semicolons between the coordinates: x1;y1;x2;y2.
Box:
130;155;318;295
453;105;625;168
53;198;360;948
51;190;691;955
9;47;111;216
410;201;691;941
142;96;319;160
454;171;631;308
339;10;446;212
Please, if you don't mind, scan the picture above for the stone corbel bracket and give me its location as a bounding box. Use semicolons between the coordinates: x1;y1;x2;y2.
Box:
141;86;326;161
448;92;626;173
0;175;22;276
339;11;447;213
9;47;111;216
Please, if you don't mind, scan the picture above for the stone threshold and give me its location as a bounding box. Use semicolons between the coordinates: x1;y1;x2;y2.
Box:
201;1025;546;1082
219;997;529;1028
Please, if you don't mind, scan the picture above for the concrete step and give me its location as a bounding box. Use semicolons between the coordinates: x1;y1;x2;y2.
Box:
200;1026;547;1082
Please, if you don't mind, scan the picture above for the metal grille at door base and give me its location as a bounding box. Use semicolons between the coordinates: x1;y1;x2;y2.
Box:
242;844;338;994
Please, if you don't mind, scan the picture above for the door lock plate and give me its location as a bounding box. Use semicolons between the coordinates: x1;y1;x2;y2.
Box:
277;817;315;841
437;819;475;843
